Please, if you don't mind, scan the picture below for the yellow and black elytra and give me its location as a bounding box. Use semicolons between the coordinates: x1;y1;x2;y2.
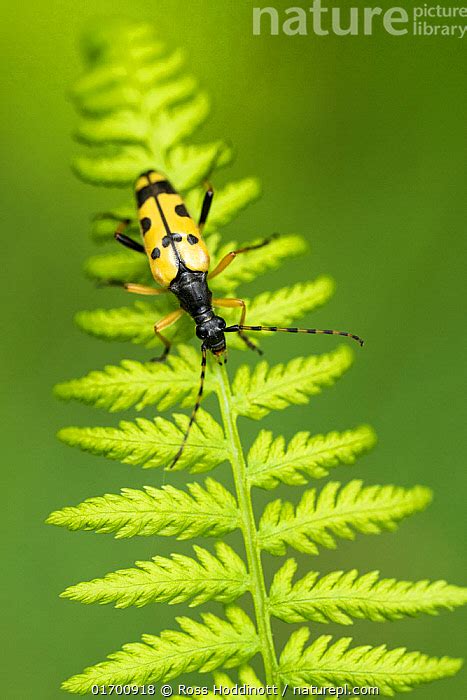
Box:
112;169;364;468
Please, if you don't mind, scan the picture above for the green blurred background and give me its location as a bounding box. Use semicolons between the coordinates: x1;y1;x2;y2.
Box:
2;0;466;697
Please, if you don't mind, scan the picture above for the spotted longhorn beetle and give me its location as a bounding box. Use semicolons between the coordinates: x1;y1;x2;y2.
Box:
111;170;364;468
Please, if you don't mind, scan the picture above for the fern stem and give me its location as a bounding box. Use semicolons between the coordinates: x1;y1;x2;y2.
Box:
214;362;279;687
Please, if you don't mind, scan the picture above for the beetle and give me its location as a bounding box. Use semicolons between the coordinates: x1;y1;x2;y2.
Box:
111;170;363;467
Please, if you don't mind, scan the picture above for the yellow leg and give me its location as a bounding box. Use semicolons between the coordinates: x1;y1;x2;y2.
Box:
115;218;130;234
212;298;261;354
213;297;247;325
208;233;279;280
104;280;168;294
124;283;168;296
153;308;185;362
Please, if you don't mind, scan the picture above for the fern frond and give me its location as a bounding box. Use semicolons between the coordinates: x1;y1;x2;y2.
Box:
54;20;466;697
47;478;239;539
84;249;151;284
232;346;353;419
72;20;232;190
73;146;154;186
258;481;432;555
248;425;376;489
278;628;462;696
72;53;186;116
144;76;198;116
151;92;211;151
77;20;164;63
269;559;467;624
62;606;259;694
75;110;151;145
246;276;334;326
58;408;227;472
61;543;248;608
168;141;233;191
75;299;195;348
54;345;208;412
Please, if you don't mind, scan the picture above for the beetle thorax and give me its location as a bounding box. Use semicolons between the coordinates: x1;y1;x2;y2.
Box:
169;266;212;320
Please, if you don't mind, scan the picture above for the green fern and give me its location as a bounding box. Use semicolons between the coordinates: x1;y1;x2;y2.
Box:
57;408;227;472
49;19;466;696
61;543;249;609
258;481;432;556
269;560;467;625
279;628;462;696
62;607;259;693
47;479;239;538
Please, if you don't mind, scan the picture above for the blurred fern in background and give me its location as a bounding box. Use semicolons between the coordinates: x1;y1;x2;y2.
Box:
48;19;467;696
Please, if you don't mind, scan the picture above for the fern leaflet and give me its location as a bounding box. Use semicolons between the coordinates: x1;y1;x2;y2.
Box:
58;408;227;472
62;543;248;609
248;425;377;489
55;345;208;412
62;606;258;694
269;559;467;624
279;628;462;696
232;346;353;419
258;481;432;555
47;479;239;538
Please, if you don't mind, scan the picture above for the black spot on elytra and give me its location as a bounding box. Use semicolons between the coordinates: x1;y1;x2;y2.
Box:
151;247;160;259
187;234;199;245
172;233;182;242
140;217;151;234
162;236;171;248
175;203;189;217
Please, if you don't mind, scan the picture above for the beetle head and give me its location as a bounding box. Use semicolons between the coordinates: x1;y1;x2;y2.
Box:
196;316;227;358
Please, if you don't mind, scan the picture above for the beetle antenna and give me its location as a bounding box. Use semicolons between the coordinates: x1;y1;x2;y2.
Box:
168;344;208;469
225;324;364;347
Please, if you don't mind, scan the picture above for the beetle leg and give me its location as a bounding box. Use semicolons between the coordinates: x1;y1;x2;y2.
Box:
113;219;145;254
168;344;208;470
208;233;279;280
152;308;185;362
198;182;214;235
98;280;168;294
123;283;168;296
212;297;262;355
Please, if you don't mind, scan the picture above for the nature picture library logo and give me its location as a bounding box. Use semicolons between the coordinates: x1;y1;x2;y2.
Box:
253;2;467;38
